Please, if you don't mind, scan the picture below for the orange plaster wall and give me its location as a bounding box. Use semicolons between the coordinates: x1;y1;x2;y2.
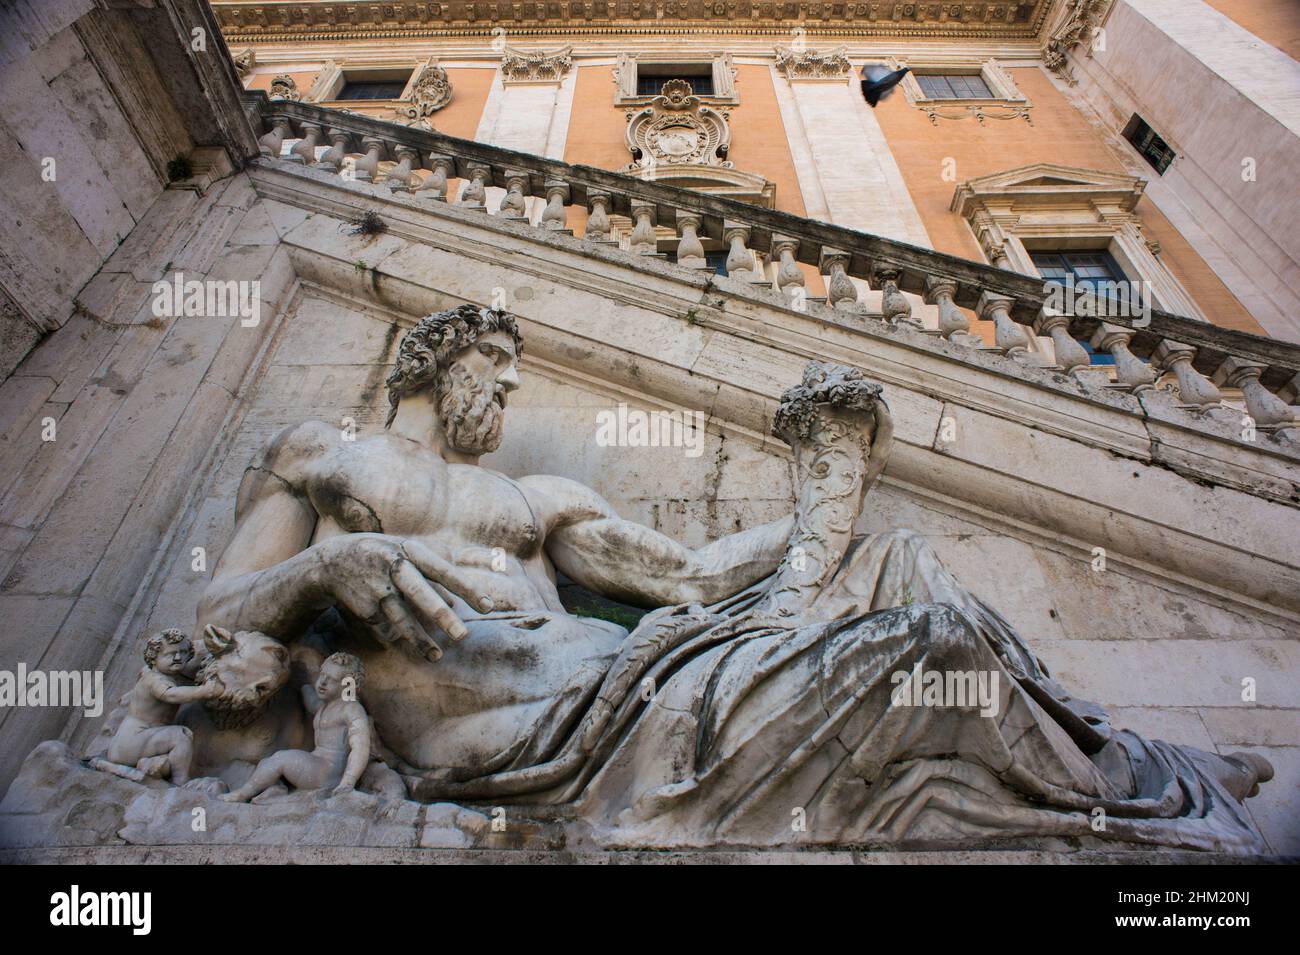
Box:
871;66;1263;335
563;63;822;292
1204;0;1300;61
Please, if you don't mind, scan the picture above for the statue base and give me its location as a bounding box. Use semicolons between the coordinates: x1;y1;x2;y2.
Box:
2;742;1291;864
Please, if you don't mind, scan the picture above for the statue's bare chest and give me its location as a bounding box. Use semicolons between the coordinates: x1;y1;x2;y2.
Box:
305;439;541;555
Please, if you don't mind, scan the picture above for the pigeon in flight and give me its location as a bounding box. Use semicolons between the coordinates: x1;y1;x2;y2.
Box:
860;65;910;107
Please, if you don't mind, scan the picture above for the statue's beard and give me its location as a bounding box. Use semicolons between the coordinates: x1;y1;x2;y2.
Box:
439;363;505;455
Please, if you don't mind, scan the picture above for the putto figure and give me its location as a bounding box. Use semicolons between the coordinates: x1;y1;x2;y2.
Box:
98;629;224;785
192;303;1272;852
221;652;370;801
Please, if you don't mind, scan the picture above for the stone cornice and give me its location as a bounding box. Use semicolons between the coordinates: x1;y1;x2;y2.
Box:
212;1;1057;43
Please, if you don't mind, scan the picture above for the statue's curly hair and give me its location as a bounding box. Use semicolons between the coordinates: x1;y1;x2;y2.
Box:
384;304;523;428
322;651;365;689
143;628;192;669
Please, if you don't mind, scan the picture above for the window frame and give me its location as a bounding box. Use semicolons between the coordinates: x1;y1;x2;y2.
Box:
883;56;1032;125
304;60;421;105
1122;114;1176;176
613;53;738;106
915;72;995;100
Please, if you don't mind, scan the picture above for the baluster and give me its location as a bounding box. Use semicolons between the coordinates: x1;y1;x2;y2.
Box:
500;170;529;219
772;236;805;304
312;128;350;172
385;146;418;192
724;222;756;281
1213;357;1299;432
258;117;291;158
1091;323;1156;390
923;277;978;345
629;202;657;254
417;154;453;201
874;267;915;327
1035;309;1091;374
459;163;490;210
352;136;385;183
1151;341;1223;412
675;212;707;268
977;291;1033;362
821;249;859;312
585;190;613;241
1280;373;1300;416
542;180;570;231
288;123;321;164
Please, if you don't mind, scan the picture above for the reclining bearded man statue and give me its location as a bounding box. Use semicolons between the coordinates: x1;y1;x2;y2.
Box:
193;302;1272;852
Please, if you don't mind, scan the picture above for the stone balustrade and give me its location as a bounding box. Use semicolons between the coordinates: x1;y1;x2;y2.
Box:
250;95;1300;438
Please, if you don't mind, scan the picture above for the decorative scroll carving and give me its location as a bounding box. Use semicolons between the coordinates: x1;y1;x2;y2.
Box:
501;46;573;84
1044;0;1114;86
774;45;851;80
624;79;731;171
920;103;1034;127
397;61;452;120
269;74;301;101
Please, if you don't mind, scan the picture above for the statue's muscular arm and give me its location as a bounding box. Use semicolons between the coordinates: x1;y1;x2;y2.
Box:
198;421;468;659
521;475;794;608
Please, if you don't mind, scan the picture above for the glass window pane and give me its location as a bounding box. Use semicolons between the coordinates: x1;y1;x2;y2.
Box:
638;73;714;96
337;80;408;100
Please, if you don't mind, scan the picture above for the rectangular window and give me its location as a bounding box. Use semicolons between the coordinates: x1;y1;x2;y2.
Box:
916;73;993;99
1122;114;1175;175
1031;249;1137;365
637;68;714;97
337;78;409;100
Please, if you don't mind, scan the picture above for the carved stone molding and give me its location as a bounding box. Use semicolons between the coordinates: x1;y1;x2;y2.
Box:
624;79;731;172
397;61;452;120
1044;0;1114;86
268;74;300;101
500;46;572;85
232;48;255;79
774;46;850;81
214;2;1057;41
921;102;1033;126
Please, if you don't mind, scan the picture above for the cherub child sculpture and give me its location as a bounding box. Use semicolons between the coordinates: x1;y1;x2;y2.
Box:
97;628;225;784
220;652;371;801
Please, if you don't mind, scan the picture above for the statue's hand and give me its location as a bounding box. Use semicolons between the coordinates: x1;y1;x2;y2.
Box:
311;534;479;662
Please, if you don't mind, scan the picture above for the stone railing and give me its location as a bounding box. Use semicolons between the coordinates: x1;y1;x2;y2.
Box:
248;94;1300;440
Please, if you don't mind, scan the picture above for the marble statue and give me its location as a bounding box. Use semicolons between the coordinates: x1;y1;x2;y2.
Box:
221;652;371;801
93;628;223;785
180;303;1271;851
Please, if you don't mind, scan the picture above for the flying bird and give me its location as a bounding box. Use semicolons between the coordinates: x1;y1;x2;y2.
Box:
860;65;910;107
